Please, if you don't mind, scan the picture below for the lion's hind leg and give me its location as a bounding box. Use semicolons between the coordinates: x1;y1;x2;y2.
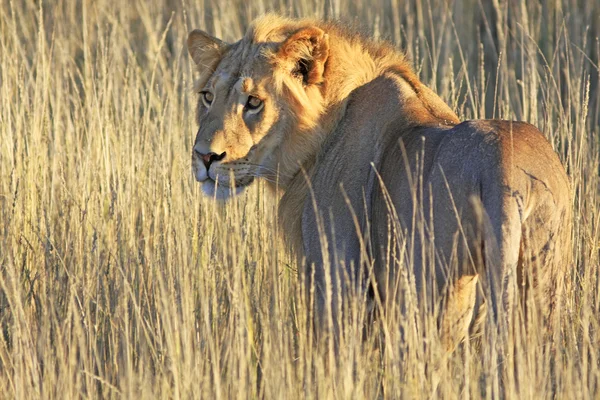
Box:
440;274;479;353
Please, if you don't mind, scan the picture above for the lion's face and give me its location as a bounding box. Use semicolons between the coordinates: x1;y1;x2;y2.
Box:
188;22;329;199
191;53;285;199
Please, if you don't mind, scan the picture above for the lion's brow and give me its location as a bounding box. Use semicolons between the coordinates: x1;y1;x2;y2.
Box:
224;73;242;101
212;66;240;100
212;42;262;101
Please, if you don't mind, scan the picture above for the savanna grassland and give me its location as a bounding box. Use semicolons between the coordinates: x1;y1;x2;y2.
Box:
0;0;599;398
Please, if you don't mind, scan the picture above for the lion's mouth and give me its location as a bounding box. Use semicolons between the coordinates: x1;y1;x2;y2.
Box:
200;176;254;200
205;175;254;188
205;163;256;189
192;154;256;198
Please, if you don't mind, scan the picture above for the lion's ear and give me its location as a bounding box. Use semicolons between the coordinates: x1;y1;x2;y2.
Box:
278;27;329;86
187;29;227;69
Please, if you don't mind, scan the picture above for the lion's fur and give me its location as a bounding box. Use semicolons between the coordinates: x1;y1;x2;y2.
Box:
188;15;572;344
235;15;461;255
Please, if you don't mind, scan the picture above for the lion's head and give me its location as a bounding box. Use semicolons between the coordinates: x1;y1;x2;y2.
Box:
188;16;330;199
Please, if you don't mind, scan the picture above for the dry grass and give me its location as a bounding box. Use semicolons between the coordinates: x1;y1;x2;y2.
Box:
0;0;599;398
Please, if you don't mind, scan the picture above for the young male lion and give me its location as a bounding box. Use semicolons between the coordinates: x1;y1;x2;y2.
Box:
187;15;571;349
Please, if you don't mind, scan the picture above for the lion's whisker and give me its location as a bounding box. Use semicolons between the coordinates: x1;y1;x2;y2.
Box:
245;163;293;180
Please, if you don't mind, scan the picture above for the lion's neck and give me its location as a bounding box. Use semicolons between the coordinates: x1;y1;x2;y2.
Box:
274;31;460;255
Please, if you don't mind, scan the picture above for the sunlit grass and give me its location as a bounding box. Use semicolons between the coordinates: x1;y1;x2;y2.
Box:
0;0;598;398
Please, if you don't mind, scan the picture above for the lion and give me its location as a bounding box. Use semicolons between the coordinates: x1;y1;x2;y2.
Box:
187;15;572;349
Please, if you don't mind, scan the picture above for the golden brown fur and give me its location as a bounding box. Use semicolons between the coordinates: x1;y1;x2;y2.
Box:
187;15;572;346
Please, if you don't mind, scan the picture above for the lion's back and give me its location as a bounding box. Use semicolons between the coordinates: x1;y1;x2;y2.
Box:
371;119;571;303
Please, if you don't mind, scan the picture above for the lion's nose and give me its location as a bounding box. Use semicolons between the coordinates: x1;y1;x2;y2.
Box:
197;150;226;170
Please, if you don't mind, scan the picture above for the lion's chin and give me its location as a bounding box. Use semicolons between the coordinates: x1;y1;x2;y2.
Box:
201;179;247;200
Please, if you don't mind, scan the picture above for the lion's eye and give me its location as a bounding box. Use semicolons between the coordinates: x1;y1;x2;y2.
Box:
246;96;263;111
201;91;214;106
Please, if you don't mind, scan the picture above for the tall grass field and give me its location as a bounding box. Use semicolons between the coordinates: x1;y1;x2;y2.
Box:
0;0;599;398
